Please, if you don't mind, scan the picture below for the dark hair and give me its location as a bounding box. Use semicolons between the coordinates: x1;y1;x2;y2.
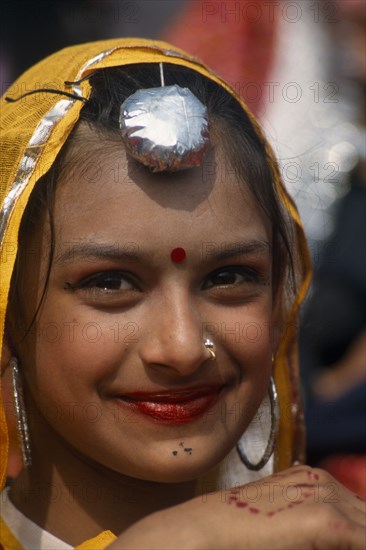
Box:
9;63;294;341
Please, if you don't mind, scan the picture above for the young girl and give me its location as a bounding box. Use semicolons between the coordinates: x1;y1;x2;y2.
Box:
0;38;364;549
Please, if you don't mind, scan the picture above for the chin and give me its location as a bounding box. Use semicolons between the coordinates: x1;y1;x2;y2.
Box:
119;446;228;484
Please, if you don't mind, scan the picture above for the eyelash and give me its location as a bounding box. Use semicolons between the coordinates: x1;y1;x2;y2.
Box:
202;266;262;290
64;265;266;300
65;271;140;294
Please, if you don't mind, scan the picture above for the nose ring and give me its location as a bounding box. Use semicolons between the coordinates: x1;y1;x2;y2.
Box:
204;338;216;361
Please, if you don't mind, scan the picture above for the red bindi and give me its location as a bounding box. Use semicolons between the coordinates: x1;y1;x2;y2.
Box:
171;247;186;263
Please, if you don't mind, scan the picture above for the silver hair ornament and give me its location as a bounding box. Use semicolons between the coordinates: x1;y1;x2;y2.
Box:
119;84;209;172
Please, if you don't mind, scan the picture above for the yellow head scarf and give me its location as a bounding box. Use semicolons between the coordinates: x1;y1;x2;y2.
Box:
0;37;311;532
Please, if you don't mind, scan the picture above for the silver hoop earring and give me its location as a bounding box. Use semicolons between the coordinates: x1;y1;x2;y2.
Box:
203;338;216;361
11;357;32;467
236;376;279;471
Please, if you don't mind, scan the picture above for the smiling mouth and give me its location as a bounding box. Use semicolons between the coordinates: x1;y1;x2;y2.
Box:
115;385;225;424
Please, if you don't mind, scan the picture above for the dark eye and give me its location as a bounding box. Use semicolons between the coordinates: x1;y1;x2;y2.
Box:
68;271;139;293
90;273;135;291
203;267;259;290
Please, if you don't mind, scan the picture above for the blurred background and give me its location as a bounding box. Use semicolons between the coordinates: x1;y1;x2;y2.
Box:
1;0;365;496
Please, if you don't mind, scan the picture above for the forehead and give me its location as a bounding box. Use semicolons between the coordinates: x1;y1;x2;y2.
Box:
54;126;270;247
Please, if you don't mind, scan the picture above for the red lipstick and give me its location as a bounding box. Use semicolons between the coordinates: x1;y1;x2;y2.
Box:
116;385;223;424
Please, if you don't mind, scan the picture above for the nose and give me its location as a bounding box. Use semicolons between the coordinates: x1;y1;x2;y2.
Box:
139;291;210;377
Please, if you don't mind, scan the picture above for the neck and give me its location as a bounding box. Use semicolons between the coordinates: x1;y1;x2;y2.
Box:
10;417;198;546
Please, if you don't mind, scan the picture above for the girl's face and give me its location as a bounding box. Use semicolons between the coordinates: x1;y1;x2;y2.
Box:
16;127;276;482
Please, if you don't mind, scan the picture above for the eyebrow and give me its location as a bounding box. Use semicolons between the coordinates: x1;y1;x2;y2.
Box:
55;239;271;265
202;240;271;261
55;243;142;265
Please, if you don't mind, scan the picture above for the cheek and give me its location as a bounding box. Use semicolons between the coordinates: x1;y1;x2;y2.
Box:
210;301;273;362
23;312;129;408
215;302;273;416
23;322;130;452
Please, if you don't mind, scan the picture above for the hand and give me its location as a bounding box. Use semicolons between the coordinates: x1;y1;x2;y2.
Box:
108;466;366;549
